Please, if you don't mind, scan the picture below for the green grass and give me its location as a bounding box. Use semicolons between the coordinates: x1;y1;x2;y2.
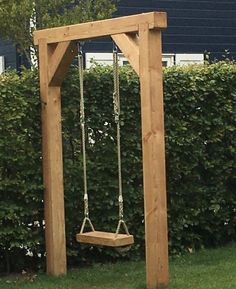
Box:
1;243;236;289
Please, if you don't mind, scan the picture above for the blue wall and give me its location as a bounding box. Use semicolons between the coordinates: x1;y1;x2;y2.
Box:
0;0;235;69
85;0;236;60
0;39;17;70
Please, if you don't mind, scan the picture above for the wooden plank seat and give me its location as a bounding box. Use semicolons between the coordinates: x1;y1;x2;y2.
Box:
76;231;134;247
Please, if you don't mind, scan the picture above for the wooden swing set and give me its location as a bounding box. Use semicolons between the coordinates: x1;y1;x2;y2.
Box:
34;11;169;289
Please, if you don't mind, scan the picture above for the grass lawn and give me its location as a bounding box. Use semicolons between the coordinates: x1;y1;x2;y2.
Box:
0;243;236;289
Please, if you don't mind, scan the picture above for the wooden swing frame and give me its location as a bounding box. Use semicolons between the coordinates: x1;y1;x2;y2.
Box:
34;11;168;289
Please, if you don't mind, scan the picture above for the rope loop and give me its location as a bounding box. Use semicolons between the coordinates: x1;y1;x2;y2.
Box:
115;220;130;238
80;217;95;234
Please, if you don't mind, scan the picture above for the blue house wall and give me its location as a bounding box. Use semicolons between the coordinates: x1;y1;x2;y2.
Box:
85;0;236;60
0;0;235;69
0;39;17;70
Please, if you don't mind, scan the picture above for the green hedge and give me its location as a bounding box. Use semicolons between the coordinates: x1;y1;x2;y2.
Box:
0;71;43;272
0;62;235;272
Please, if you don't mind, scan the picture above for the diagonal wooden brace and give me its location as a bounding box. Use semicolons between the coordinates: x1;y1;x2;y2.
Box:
112;33;140;75
48;41;78;87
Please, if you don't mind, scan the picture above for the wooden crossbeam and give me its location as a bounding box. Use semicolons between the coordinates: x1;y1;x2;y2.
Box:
112;33;140;75
34;12;167;45
48;41;77;86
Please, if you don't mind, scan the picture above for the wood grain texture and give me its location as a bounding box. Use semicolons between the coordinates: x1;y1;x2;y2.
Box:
48;41;77;86
139;24;169;288
36;13;168;284
112;33;140;75
76;231;134;247
34;12;167;45
38;39;67;276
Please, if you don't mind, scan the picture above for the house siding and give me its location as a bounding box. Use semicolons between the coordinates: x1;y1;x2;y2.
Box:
85;0;236;60
0;39;17;70
0;0;235;69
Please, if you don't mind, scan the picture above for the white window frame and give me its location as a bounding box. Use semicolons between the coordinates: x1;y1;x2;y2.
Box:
85;52;127;68
0;56;5;74
175;54;204;66
86;52;176;68
162;54;175;67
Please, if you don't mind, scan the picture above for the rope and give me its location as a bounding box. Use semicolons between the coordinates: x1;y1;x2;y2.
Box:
113;44;130;237
78;42;94;233
78;42;130;238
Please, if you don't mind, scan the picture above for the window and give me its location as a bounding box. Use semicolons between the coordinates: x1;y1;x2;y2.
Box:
86;53;175;68
162;54;175;67
85;53;204;68
175;54;204;66
0;56;5;74
85;53;127;68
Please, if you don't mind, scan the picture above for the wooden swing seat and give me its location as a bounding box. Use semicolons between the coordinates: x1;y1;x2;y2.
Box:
76;231;134;247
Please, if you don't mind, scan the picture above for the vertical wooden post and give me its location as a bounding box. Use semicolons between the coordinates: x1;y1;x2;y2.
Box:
38;39;67;276
139;25;169;289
